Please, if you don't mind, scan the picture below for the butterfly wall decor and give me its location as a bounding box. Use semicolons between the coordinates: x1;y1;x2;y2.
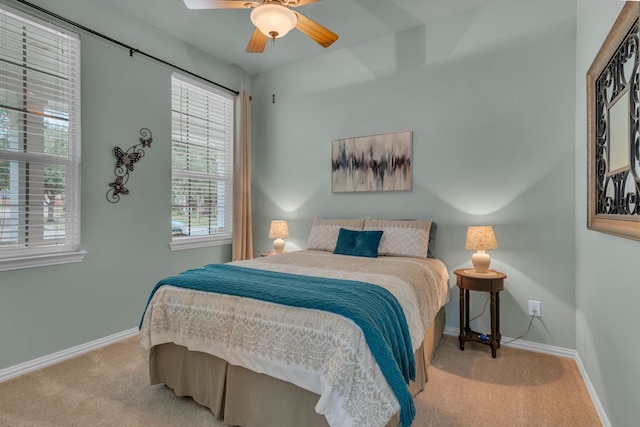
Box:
106;128;152;203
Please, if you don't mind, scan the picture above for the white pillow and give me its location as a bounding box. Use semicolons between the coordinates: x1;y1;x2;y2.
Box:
363;219;432;259
307;217;365;252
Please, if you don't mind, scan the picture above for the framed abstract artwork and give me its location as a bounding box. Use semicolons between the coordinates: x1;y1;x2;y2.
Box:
587;3;640;241
331;130;412;193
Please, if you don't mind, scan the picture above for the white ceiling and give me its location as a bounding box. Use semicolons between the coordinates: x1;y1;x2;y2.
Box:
102;0;491;75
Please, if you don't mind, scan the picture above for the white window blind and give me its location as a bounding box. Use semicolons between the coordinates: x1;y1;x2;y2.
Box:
0;6;83;270
170;74;233;250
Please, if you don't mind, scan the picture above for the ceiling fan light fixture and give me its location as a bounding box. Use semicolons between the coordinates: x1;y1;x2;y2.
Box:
250;4;297;39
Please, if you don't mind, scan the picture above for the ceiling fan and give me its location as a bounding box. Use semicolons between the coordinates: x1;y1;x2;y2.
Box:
183;0;339;53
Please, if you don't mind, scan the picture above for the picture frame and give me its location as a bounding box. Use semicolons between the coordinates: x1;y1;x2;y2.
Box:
331;130;412;193
586;3;640;241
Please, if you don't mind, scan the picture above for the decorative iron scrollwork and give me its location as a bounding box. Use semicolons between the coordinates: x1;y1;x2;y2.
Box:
594;20;640;216
106;128;152;203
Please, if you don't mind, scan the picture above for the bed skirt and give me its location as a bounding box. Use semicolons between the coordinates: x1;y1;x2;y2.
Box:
148;307;446;427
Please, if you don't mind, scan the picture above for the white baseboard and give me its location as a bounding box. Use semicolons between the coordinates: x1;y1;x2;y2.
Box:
443;326;611;427
444;326;577;358
573;350;612;427
0;327;138;383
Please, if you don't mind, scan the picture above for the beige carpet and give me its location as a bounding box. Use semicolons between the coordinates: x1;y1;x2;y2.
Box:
0;334;601;427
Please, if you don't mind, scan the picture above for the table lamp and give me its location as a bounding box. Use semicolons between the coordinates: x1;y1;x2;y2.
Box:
268;220;289;254
465;226;498;274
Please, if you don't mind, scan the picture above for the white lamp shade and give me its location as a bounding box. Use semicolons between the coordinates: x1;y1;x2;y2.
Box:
250;4;297;39
268;220;289;239
465;226;498;250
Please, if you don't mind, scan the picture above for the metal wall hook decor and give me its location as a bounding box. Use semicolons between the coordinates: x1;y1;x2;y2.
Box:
106;128;152;203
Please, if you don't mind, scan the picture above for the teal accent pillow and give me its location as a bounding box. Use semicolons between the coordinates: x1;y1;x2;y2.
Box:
333;228;383;258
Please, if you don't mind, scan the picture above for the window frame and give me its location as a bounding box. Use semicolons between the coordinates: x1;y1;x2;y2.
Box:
0;5;85;271
169;73;234;251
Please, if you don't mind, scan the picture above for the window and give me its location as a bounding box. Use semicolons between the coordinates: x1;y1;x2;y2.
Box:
170;74;234;250
0;6;83;271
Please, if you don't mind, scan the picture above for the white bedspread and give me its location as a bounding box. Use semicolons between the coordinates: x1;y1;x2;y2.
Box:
139;250;449;427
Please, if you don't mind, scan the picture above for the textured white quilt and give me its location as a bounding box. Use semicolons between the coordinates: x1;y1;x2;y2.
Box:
139;250;449;427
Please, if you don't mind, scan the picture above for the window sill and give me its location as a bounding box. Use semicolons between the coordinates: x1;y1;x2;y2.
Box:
0;250;88;272
170;235;231;251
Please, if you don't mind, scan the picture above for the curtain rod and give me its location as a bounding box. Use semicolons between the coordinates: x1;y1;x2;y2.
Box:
13;0;240;96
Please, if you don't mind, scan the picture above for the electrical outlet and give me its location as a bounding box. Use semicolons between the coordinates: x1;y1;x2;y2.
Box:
528;300;542;318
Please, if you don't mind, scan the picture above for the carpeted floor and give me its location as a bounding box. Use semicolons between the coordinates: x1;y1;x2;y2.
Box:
0;334;602;426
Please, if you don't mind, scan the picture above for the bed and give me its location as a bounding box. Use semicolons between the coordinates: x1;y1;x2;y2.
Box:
139;218;449;427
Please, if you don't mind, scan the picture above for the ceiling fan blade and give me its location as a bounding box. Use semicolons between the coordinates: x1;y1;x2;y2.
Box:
291;0;323;6
246;28;268;53
294;11;338;48
183;0;253;9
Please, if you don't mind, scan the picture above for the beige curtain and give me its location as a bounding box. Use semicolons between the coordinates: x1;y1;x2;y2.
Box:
232;91;254;260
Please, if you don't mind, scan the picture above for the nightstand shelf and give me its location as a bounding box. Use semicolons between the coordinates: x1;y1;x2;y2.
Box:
454;268;507;358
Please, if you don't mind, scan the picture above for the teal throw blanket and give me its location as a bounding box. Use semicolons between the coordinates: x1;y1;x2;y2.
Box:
140;264;416;427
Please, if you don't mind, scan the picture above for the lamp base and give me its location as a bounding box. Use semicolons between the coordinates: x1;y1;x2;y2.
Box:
471;250;491;273
273;238;285;254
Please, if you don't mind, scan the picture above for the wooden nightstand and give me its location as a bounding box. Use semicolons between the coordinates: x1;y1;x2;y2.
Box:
454;268;507;358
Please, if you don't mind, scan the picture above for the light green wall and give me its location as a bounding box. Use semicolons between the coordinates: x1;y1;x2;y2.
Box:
576;1;640;425
0;0;245;369
251;0;577;349
3;0;635;424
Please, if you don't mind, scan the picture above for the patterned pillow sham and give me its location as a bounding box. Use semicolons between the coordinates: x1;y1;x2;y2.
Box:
307;217;365;252
363;218;432;259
